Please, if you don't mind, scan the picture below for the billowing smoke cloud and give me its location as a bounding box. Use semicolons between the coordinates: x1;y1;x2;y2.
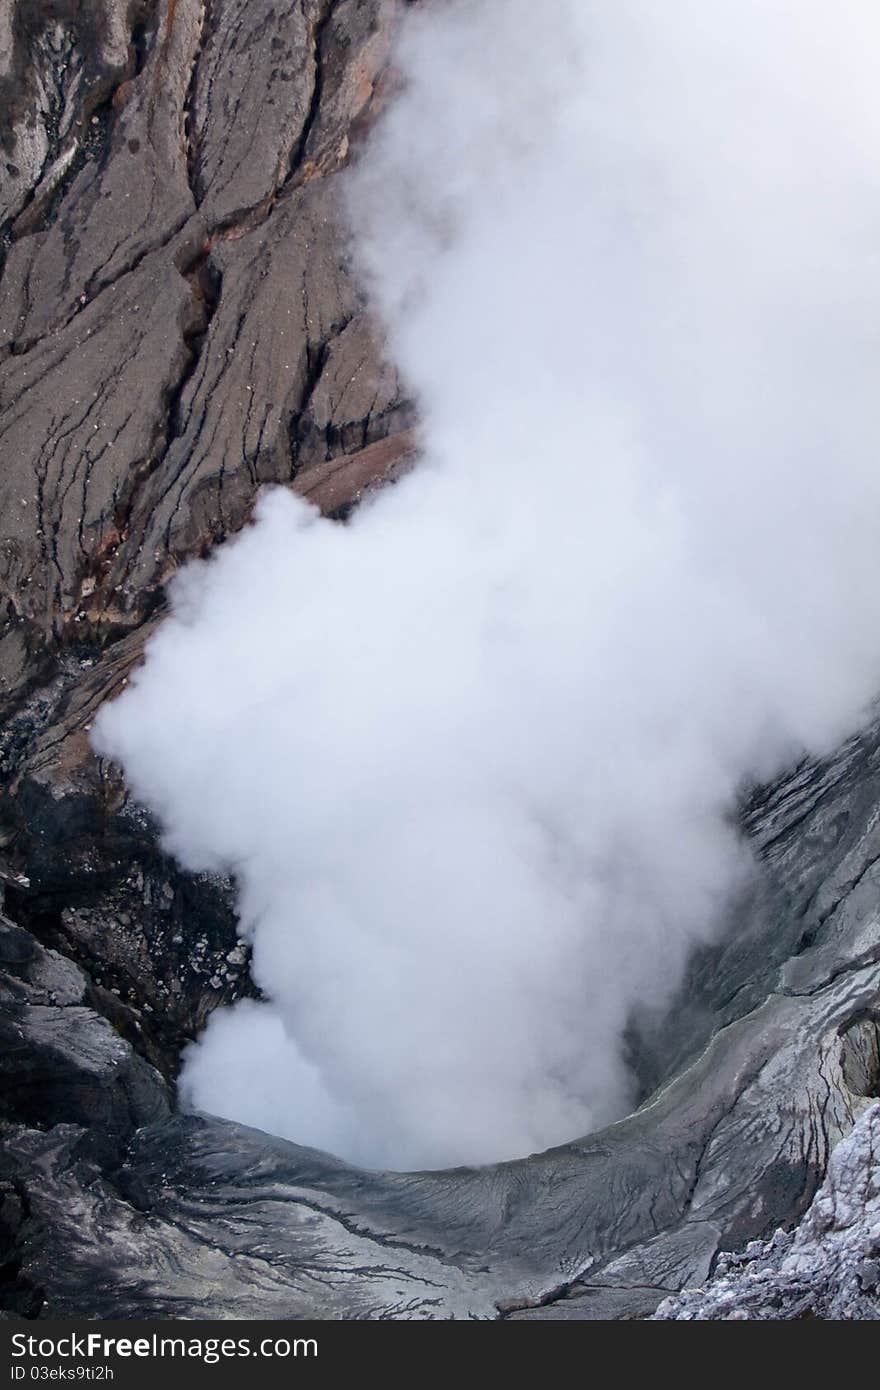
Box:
94;0;880;1170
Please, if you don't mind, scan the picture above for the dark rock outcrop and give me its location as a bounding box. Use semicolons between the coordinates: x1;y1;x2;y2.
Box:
0;911;169;1153
1;0;878;1321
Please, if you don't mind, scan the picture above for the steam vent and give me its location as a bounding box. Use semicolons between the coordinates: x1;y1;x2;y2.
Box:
1;0;879;1322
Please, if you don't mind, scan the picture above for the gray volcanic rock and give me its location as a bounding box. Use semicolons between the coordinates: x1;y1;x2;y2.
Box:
0;909;169;1159
654;1100;880;1320
1;0;879;1322
0;0;140;233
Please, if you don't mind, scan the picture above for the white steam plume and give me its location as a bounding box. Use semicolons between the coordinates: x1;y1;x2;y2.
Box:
94;0;880;1170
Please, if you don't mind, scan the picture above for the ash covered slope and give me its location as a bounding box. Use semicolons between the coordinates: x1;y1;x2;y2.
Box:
0;0;414;1141
0;0;414;714
0;0;878;1320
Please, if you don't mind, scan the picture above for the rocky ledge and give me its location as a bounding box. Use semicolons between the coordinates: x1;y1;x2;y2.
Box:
0;0;878;1321
654;1100;880;1320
